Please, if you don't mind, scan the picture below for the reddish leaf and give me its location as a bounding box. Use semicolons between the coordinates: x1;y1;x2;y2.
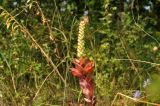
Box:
79;77;94;98
79;57;87;66
73;61;84;72
74;58;80;64
70;68;82;77
84;62;94;74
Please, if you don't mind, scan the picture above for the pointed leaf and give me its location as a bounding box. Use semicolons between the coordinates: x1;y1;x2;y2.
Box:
73;61;84;72
70;68;82;77
79;57;86;66
84;62;94;73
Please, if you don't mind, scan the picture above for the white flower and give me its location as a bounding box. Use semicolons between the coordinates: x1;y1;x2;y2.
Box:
13;2;18;6
143;79;151;88
60;8;66;12
84;10;89;16
62;0;67;5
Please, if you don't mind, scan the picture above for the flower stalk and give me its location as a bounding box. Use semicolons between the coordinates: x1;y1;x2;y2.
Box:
70;16;96;106
70;57;96;106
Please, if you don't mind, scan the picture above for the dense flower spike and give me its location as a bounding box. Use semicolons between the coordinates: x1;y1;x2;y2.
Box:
77;16;89;57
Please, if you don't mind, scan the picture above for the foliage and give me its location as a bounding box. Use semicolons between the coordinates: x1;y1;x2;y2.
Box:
0;0;160;105
146;74;160;103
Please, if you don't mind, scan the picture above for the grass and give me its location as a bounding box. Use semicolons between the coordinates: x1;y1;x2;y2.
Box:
0;1;160;106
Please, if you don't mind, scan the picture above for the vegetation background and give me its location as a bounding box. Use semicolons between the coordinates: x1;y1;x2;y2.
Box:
0;0;160;105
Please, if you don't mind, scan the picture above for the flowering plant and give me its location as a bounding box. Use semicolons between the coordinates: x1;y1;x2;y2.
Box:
70;57;96;106
69;15;96;106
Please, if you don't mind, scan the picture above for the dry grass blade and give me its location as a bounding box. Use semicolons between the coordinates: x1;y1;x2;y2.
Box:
111;93;160;106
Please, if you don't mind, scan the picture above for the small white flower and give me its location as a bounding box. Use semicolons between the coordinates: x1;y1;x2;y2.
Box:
13;2;18;6
84;10;89;16
143;79;151;88
62;0;67;5
60;8;66;12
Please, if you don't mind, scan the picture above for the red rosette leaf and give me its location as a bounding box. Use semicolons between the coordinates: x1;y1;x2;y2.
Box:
70;68;82;77
84;61;94;74
73;61;84;72
79;57;87;66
